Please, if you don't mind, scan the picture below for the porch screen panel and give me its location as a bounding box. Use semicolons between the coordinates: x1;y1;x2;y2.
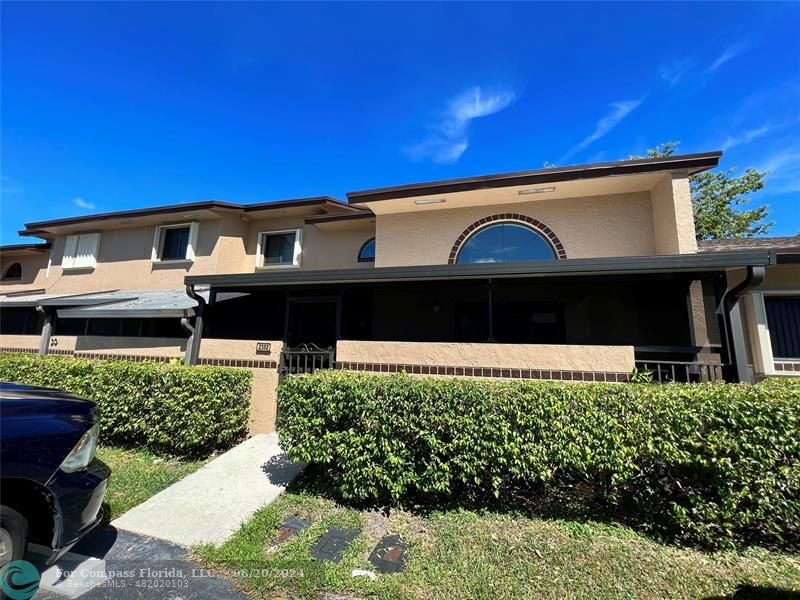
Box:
765;297;800;359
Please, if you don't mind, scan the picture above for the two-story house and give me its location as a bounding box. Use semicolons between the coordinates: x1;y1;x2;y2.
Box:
2;151;798;433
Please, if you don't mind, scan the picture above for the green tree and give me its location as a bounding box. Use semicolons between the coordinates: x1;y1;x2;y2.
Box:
629;141;772;239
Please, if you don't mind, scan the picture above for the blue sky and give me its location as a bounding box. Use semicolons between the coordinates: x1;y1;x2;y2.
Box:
2;1;798;244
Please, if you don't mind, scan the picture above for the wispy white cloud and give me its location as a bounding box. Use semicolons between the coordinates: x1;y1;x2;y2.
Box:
758;145;800;195
560;97;645;163
720;122;793;151
708;42;747;72
406;86;516;164
73;197;96;210
659;58;694;86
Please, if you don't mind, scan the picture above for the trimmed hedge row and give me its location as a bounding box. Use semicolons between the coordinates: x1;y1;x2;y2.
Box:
0;353;251;457
278;370;800;549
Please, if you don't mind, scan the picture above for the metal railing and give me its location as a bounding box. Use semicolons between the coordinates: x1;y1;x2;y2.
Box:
634;360;726;383
279;343;336;377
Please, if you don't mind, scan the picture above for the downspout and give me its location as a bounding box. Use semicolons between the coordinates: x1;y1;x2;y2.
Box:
718;265;766;382
183;284;208;365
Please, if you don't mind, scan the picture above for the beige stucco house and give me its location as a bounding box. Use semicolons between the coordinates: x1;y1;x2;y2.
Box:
1;151;798;432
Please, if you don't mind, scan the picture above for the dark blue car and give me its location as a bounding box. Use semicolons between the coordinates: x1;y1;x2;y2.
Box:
0;383;110;566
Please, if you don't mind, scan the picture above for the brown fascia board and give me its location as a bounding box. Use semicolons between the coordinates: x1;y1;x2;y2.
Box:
304;211;374;225
20;200;243;235
0;242;52;253
346;151;723;203
242;196;355;213
18;196;358;236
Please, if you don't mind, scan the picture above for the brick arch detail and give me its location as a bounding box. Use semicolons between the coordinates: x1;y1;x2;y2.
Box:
448;213;567;264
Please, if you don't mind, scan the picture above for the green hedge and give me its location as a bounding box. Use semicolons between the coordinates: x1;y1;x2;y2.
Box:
278;370;800;549
0;353;251;457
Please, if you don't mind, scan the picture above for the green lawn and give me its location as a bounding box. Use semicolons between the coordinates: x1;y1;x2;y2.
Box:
97;445;206;521
196;487;800;600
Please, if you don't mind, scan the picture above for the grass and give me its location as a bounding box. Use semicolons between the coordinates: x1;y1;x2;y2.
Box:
97;445;207;520
196;486;800;600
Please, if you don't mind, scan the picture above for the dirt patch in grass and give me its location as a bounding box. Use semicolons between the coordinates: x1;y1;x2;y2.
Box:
195;487;800;600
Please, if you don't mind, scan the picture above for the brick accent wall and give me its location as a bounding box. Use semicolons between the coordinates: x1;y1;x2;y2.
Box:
0;346;277;370
336;360;630;382
775;360;800;374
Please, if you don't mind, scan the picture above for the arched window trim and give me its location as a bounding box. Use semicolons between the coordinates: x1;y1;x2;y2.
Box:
448;213;567;264
358;238;376;263
2;262;22;281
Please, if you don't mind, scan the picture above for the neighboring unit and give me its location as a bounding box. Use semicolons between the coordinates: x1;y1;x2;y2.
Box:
1;152;798;433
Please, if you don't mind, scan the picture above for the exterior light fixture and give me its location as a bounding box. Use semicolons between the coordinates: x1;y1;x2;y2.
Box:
414;198;446;205
518;187;556;195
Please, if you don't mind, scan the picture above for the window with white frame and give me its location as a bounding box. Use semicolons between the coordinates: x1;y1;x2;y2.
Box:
62;233;102;269
256;229;302;268
152;222;199;262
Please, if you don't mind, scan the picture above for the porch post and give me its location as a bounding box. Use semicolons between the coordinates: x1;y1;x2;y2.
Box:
37;306;54;356
743;292;775;377
486;279;495;342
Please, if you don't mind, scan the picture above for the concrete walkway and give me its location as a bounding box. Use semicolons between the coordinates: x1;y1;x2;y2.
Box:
112;433;305;547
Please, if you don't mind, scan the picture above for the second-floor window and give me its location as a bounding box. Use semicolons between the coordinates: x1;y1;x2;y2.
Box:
257;229;302;268
152;222;199;262
62;233;102;270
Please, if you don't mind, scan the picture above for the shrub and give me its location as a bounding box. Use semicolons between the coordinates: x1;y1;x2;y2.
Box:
0;353;251;457
278;370;800;549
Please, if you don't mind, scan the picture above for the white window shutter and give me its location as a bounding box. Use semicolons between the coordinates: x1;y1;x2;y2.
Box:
80;233;101;267
152;227;161;262
186;222;199;261
293;229;303;266
62;235;78;269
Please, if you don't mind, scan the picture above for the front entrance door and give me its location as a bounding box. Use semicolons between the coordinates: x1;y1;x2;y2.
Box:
287;298;338;348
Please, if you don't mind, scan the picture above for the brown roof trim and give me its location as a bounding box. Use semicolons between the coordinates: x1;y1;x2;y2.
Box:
18;196;356;235
21;200;243;234
0;243;52;253
242;196;354;213
304;212;374;225
347;151;723;203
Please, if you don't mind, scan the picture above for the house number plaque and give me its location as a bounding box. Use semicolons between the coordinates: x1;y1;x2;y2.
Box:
255;342;271;354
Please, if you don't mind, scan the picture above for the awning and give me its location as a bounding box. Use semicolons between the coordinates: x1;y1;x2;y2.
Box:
185;250;774;289
0;289;245;318
56;290;246;319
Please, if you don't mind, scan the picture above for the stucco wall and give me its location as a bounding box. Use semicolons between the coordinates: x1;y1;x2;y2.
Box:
650;172;698;255
201;338;283;361
374;192;655;267
337;340;635;373
0;334;40;351
245;216;374;271
0;252;51;293
44;215;250;294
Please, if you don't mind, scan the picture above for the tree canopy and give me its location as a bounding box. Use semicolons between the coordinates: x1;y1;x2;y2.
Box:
629;141;772;240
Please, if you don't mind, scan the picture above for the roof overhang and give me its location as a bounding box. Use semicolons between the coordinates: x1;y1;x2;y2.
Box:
0;288;243;318
346;151;722;205
186;250;771;290
0;243;52;256
17;197;359;238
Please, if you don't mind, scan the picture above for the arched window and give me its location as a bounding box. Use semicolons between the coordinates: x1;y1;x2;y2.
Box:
456;223;556;264
358;238;376;263
2;262;22;281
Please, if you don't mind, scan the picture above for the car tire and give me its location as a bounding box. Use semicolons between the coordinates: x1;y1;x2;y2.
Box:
0;505;28;566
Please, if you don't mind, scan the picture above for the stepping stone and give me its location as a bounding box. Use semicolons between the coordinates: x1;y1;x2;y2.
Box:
310;527;359;563
368;534;408;573
266;514;310;552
